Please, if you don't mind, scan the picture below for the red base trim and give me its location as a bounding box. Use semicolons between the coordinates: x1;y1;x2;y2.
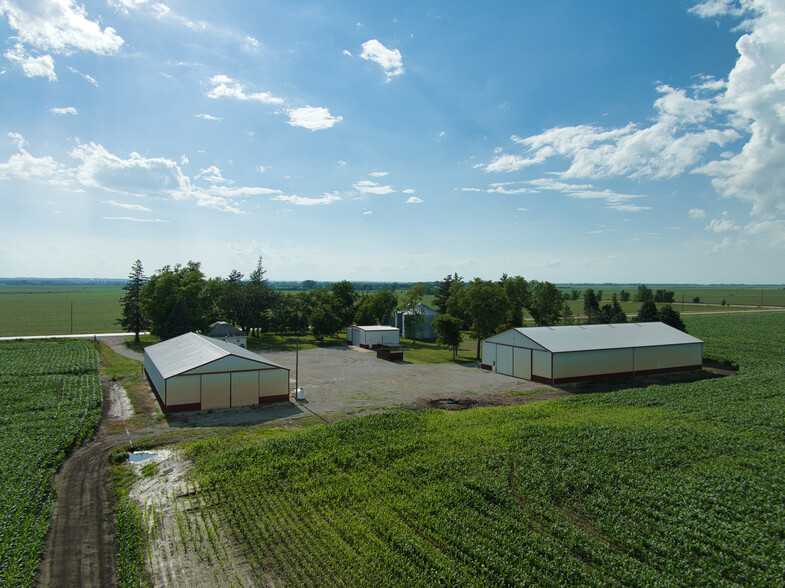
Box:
531;375;552;385
163;402;202;413
480;364;492;371
259;394;290;404
550;364;704;385
359;344;370;349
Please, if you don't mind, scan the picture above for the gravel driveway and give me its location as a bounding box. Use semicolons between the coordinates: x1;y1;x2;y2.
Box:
263;346;566;420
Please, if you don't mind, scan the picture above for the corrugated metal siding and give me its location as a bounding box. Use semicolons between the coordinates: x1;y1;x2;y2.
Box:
231;371;259;407
184;355;264;375
554;348;633;379
260;369;288;398
484;328;547;351
634;343;702;372
144;354;166;404
481;341;496;368
202;373;230;409
533;350;551;379
167;375;201;406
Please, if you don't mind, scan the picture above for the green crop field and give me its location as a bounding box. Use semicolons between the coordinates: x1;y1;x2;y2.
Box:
0;286;123;337
184;312;785;586
0;340;102;588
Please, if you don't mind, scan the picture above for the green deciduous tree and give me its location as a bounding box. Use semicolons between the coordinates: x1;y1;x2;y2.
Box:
330;280;358;330
503;275;530;328
634;284;654;302
117;259;149;343
527;281;564;326
464;279;509;359
432;314;464;359
142;261;209;338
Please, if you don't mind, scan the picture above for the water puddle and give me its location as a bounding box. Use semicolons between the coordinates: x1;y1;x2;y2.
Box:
128;451;158;463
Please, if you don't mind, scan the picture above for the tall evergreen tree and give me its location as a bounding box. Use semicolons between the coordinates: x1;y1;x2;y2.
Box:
583;288;600;324
117;259;149;343
434;273;462;315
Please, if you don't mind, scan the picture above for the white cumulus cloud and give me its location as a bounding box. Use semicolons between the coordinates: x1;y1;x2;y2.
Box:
5;44;56;80
0;0;124;55
689;208;707;219
206;74;284;104
353;180;395;195
49;106;76;115
287;106;342;131
272;193;341;206
406;196;423;204
360;39;404;80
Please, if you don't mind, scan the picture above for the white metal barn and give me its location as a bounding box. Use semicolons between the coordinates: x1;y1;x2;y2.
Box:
481;322;703;385
144;332;290;413
347;325;400;349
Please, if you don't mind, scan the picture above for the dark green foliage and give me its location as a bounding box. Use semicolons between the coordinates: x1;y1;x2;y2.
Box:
583;288;600;323
635;300;658;322
464;279;508;358
161;296;193;340
657;304;686;332
432;314;464;359
433;273;462;315
654;289;675;303
117;259;149;343
527;280;563;326
634;284;653;302
0;341;101;588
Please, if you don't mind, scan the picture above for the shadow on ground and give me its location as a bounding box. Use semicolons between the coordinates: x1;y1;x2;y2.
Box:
556;363;737;395
164;401;303;428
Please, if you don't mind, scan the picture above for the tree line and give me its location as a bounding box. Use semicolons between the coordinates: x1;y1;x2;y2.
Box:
118;260;687;358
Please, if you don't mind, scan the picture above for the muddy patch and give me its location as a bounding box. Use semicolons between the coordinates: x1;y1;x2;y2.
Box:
429;398;479;410
129;450;259;587
109;381;135;420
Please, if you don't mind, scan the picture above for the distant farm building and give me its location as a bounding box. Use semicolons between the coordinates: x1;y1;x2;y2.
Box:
144;332;290;413
347;325;400;349
391;303;439;340
481;322;703;385
206;321;247;348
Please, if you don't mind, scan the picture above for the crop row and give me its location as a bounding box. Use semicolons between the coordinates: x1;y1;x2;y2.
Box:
188;312;785;586
0;340;101;588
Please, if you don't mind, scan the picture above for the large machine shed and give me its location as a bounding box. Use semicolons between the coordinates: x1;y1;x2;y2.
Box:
144;332;290;413
347;325;400;349
481;322;703;385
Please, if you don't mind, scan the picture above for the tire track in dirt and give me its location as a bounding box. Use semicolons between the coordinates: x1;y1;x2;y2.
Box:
36;429;127;588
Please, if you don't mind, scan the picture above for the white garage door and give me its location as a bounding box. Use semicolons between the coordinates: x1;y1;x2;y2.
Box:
202;373;230;409
513;347;532;379
496;345;513;376
231;371;259;407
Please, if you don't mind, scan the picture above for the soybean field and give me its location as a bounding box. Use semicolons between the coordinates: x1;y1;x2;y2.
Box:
186;312;785;586
0;340;102;588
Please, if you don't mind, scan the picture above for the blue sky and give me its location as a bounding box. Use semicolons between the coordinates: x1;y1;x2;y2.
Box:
0;0;783;283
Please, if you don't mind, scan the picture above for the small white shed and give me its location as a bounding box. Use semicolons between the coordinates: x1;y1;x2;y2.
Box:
144;332;290;413
481;322;703;384
347;325;400;349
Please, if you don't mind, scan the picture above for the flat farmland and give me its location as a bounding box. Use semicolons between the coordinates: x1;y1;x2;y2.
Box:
0;286;123;336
